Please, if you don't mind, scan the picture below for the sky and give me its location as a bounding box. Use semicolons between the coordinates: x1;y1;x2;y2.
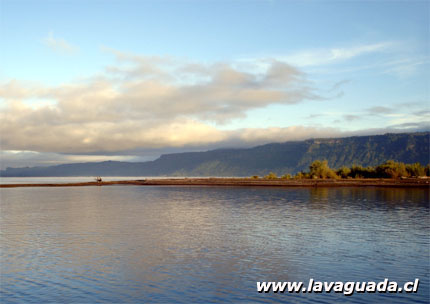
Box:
0;0;429;169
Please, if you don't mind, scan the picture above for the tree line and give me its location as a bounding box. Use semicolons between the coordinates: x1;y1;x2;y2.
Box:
253;160;430;180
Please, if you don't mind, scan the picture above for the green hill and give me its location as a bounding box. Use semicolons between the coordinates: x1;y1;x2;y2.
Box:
1;132;429;177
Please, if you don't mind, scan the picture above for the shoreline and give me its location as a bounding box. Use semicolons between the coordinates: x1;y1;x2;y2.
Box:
1;177;429;188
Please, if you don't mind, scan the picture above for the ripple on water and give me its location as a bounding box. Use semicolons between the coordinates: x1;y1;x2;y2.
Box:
0;186;429;303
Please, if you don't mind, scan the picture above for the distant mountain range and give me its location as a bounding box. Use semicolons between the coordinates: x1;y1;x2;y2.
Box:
1;132;429;177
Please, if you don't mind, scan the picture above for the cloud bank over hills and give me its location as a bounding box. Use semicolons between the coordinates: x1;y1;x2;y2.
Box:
1;50;428;156
0;54;327;155
1;1;428;169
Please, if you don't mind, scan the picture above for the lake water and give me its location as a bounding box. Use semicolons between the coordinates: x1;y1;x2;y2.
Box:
0;186;428;303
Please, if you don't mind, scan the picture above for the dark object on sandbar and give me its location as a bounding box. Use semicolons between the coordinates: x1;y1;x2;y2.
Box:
95;176;102;182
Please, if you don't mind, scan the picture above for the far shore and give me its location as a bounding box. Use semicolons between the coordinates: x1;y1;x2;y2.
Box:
1;177;429;188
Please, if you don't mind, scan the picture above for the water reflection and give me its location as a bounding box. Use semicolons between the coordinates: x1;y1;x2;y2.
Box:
308;187;429;208
0;186;428;303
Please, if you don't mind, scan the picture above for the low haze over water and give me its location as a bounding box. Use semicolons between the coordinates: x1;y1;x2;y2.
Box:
1;186;429;303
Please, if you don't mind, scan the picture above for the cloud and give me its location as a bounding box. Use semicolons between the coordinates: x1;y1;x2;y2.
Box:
44;31;78;54
366;106;393;114
2;49;426;166
278;42;391;67
0;150;135;169
231;125;342;144
303;102;429;125
343;114;360;121
364;104;430;124
0;54;325;154
413;110;430;117
282;41;429;79
329;79;351;92
2;123;429;169
362;103;429;127
1;126;342;169
387;121;430;130
381;57;430;78
0;79;48;100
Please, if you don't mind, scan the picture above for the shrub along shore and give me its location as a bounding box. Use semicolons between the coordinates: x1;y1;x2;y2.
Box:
259;160;430;180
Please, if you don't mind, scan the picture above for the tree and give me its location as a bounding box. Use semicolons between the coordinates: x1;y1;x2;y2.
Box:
376;160;408;178
406;163;426;177
264;172;278;179
294;172;305;179
336;166;351;178
309;160;338;179
350;165;376;178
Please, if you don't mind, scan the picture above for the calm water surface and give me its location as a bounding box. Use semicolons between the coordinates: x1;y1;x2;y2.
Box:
0;186;429;303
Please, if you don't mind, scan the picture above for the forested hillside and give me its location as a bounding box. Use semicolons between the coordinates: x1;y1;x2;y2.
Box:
1;132;428;177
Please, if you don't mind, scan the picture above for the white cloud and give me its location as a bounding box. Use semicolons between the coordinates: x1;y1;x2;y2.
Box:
0;54;323;154
1;48;426;163
279;42;391;67
382;57;430;78
0;150;134;169
2;123;428;169
44;31;78;54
